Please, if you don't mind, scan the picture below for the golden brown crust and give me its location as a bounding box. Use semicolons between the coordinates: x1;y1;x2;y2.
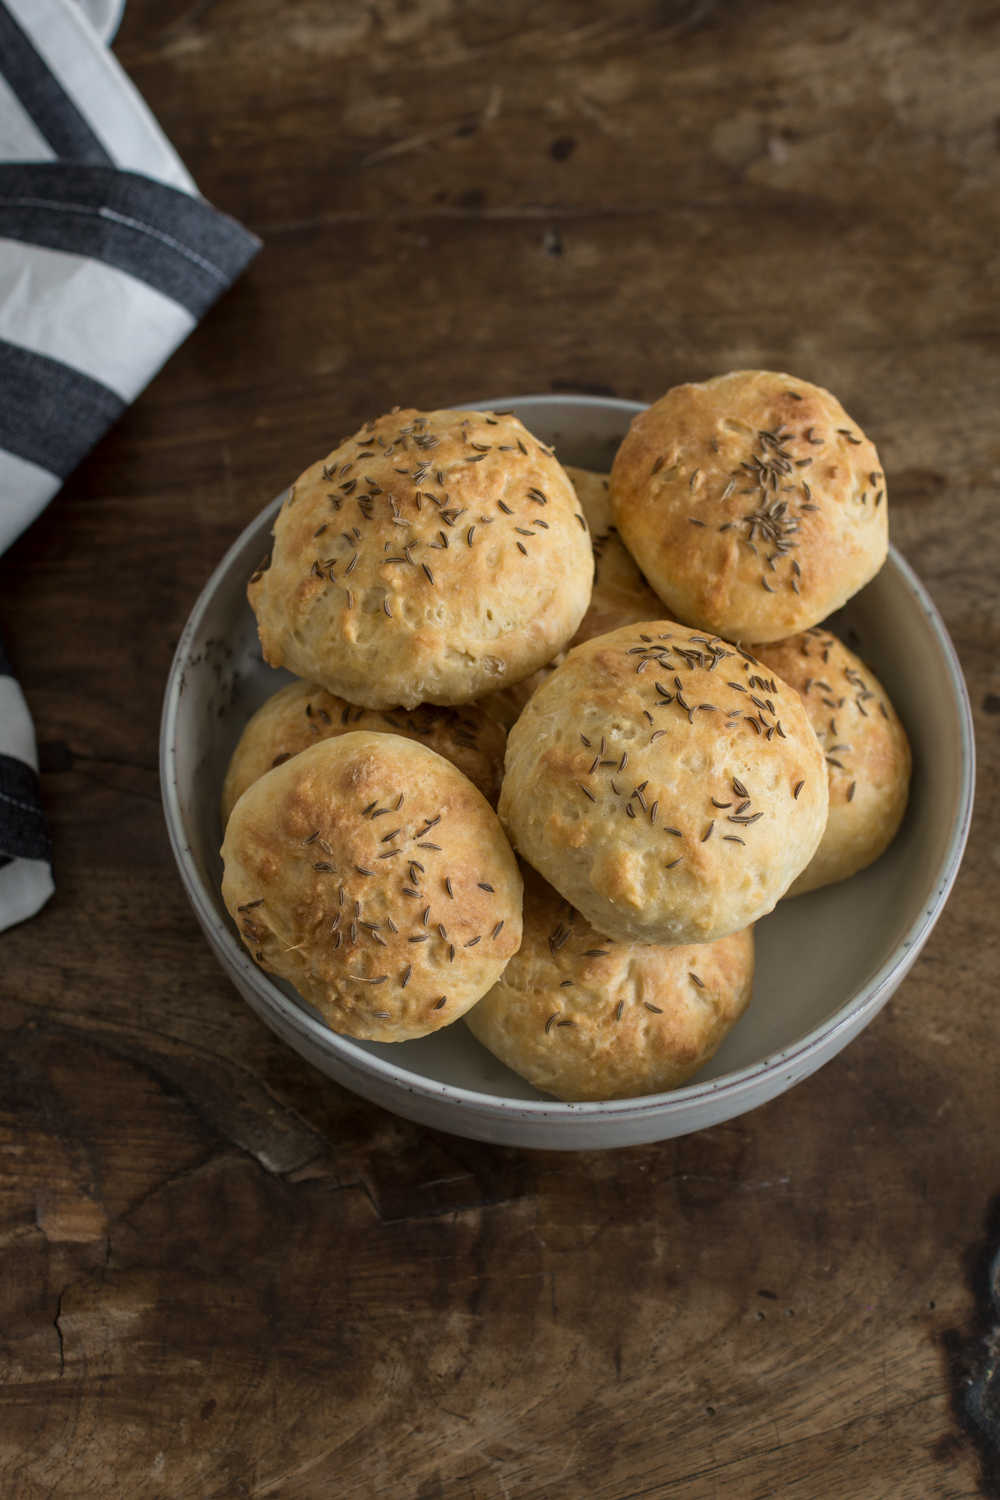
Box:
465;864;754;1101
564;466;665;643
608;371;888;642
497;620;828;945
220;733;522;1042
476;664;560;733
477;466;663;729
247;408;593;710
221;681;506;825
752;628;911;896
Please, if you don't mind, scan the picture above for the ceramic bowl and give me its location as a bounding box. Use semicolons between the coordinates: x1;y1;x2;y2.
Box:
160;395;974;1150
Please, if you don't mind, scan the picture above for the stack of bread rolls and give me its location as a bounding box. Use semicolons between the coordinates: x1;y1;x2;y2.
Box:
220;378;910;1101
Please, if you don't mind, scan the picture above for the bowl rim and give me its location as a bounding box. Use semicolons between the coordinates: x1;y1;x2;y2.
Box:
160;393;976;1121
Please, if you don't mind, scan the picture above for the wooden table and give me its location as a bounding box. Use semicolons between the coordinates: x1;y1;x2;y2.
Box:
2;2;999;1494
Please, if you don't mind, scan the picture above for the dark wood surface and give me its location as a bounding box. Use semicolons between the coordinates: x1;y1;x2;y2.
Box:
3;1;1000;1495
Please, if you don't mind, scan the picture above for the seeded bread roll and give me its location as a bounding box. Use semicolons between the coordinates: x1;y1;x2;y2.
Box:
497;621;828;946
221;733;522;1043
751;627;911;897
221;680;506;825
565;466;665;641
465;864;754;1101
248;408;593;711
479;466;663;729
609;371;888;643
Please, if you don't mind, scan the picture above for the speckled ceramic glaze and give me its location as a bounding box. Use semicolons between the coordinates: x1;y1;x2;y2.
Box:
160;396;974;1149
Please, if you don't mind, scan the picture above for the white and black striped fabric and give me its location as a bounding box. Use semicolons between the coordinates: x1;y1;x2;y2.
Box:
0;0;260;932
0;628;53;926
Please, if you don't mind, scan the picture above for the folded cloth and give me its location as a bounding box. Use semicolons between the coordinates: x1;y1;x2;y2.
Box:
0;628;53;927
0;0;261;932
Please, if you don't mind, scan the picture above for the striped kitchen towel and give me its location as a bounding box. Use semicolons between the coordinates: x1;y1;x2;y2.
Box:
0;0;261;932
0;628;53;927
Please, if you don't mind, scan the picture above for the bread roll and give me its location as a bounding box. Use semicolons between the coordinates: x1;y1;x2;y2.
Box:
752;628;911;896
221;680;506;825
498;620;828;945
609;371;888;642
466;863;753;1101
248;408;593;710
221;733;522;1041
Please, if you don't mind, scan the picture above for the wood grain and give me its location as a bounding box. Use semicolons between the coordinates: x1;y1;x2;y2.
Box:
2;0;1000;1494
